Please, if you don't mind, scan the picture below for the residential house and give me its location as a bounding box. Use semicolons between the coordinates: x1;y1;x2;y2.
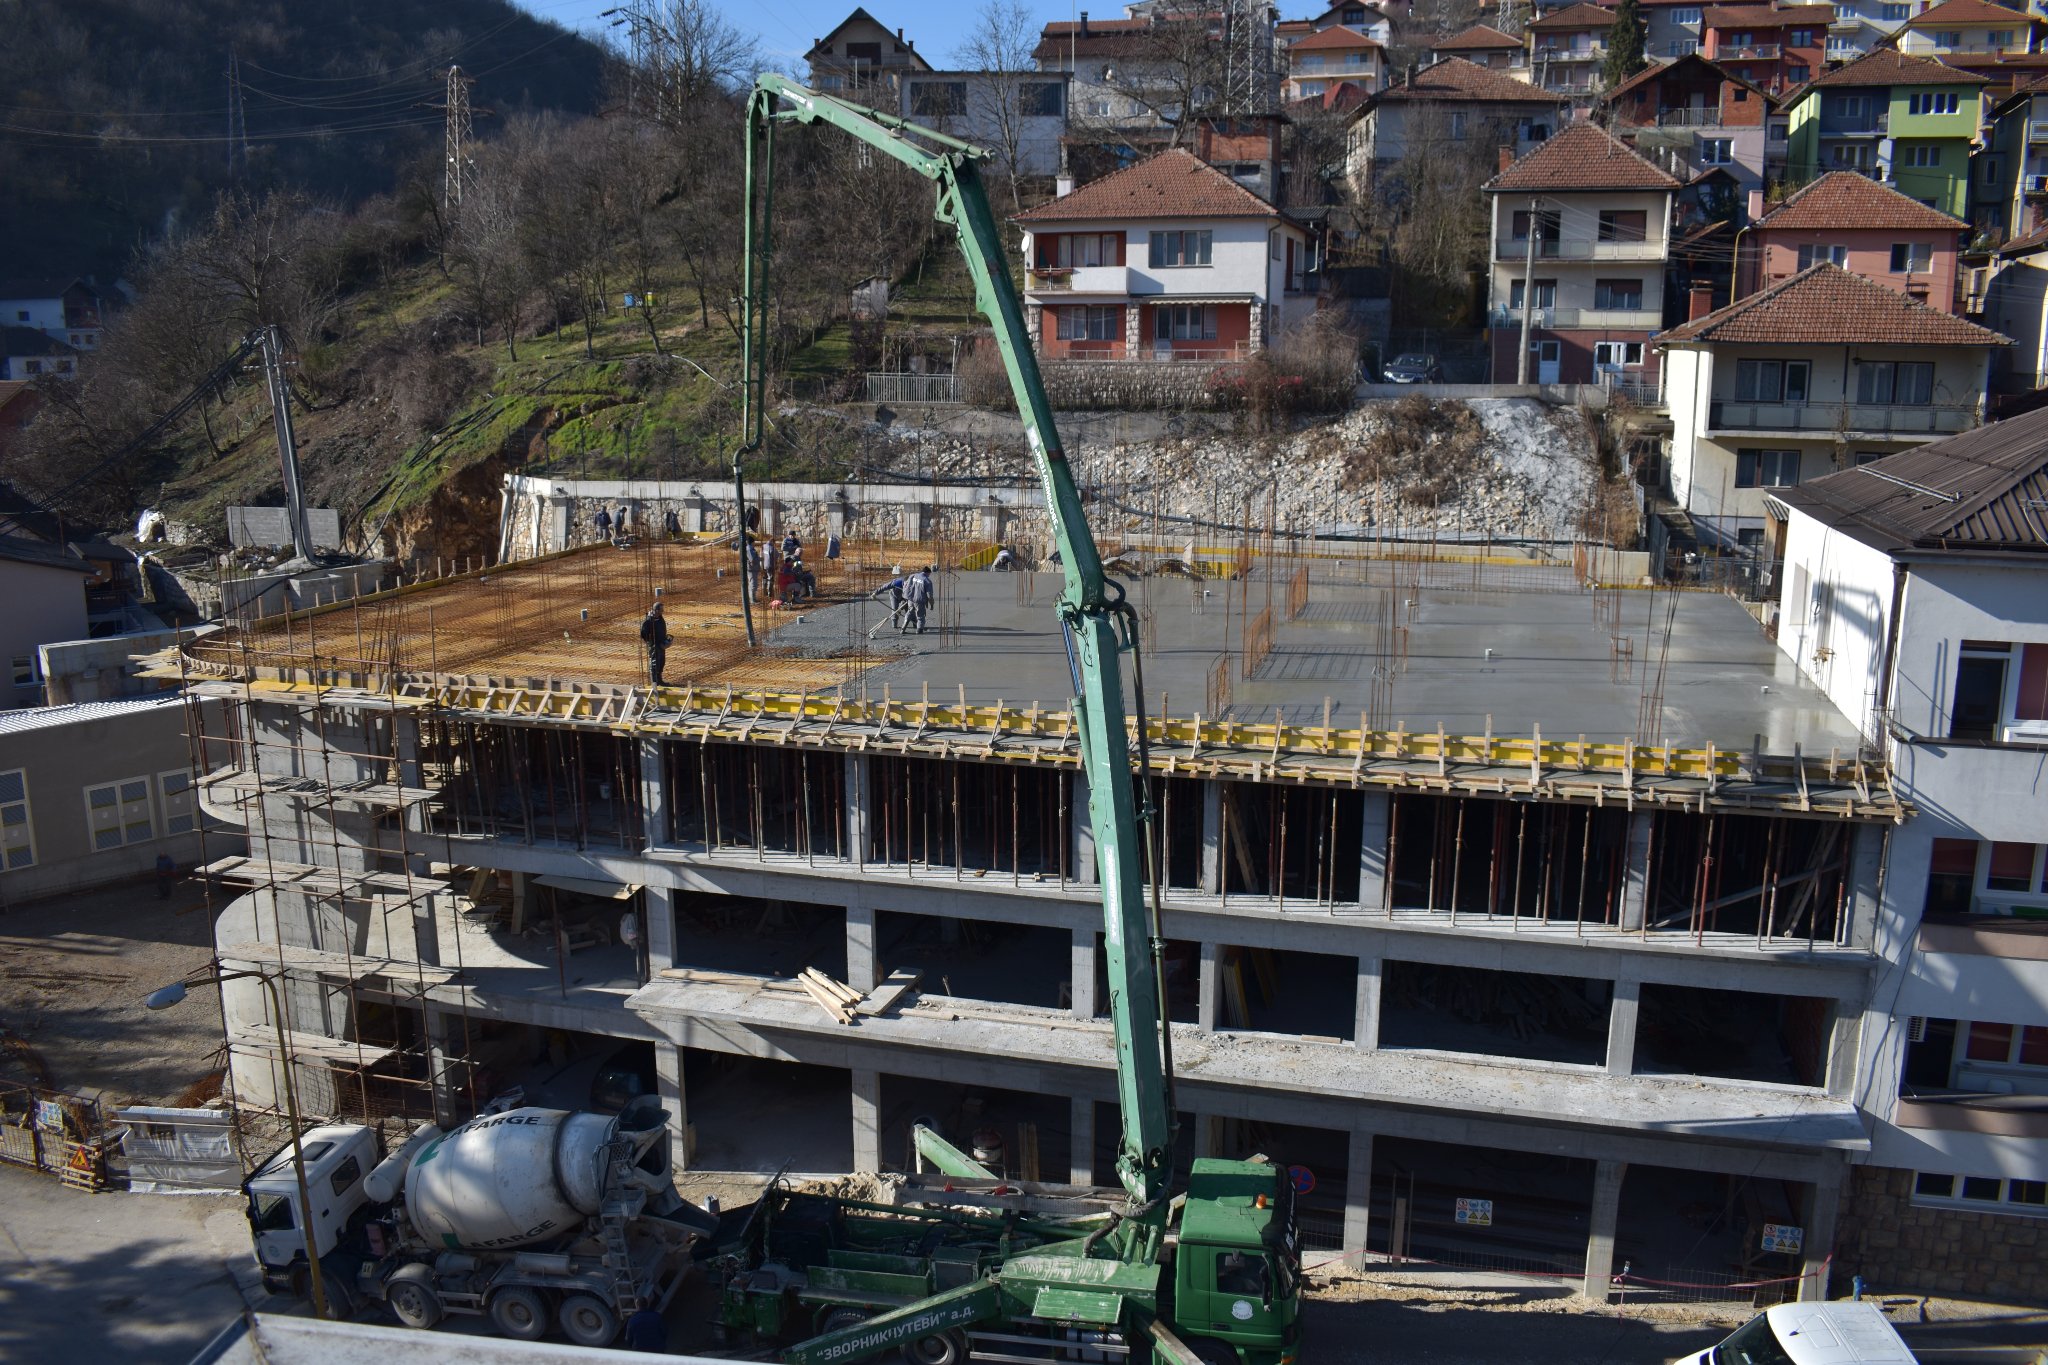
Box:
1528;3;1625;99
1603;52;1777;191
1429;24;1529;71
1302;0;1395;42
898;71;1070;176
805;8;932;97
1894;0;2042;62
1979;225;2048;387
1767;412;2048;1300
1014;149;1316;361
1700;2;1827;93
1978;74;2048;244
1655;263;2006;547
1485;122;1680;385
1784;49;1989;219
0;327;78;381
1735;171;1969;308
1344;58;1565;190
1826;0;1918;64
0;279;102;352
0;535;92;708
1036;12;1201;131
1284;25;1385;100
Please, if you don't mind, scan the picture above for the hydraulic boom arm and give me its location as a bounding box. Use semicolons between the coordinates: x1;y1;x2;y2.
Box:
740;76;1176;1217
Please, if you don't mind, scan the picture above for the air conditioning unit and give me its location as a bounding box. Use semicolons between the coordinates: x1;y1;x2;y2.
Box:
1907;1015;1928;1043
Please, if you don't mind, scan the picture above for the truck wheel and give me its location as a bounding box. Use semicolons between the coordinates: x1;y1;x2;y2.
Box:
821;1309;871;1334
558;1294;621;1347
902;1328;967;1365
1186;1337;1240;1365
387;1278;443;1330
490;1286;551;1341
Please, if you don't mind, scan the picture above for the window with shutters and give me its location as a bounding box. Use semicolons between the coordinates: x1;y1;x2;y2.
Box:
84;776;155;850
0;769;32;870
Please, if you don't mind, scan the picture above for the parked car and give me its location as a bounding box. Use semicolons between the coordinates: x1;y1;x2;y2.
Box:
1383;353;1444;383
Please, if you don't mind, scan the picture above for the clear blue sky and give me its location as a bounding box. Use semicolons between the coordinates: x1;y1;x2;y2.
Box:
510;0;1060;77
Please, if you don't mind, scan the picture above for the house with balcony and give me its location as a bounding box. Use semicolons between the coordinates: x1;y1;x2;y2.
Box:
1284;24;1385;100
1300;0;1395;41
805;7;932;98
1528;2;1624;98
0;279;102;353
1766;411;2048;1301
1484;122;1679;384
1825;0;1916;64
1014;149;1317;362
1784;49;1989;219
1735;170;1970;307
1602;52;1776;191
1700;2;1826;92
1429;23;1530;71
1345;57;1566;190
1655;262;2005;547
1895;0;2042;62
1976;72;2048;245
897;72;1070;176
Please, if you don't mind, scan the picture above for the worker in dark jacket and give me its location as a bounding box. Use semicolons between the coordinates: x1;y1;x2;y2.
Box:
639;603;672;686
594;506;613;541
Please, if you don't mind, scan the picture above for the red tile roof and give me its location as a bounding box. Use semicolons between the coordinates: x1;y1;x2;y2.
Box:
1755;170;1969;232
1486;120;1681;191
1033;16;1162;60
1601;51;1767;104
1290;22;1382;49
1656;262;2006;344
1904;0;2040;29
1797;47;1990;90
1701;4;1808;28
1529;2;1618;29
1014;148;1283;222
1434;22;1525;48
1370;55;1565;104
1289;79;1372;112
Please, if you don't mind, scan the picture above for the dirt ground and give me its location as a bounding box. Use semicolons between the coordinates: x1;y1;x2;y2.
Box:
0;875;226;1107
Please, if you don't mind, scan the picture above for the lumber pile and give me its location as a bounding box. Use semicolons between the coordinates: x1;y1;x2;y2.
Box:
656;964;924;1025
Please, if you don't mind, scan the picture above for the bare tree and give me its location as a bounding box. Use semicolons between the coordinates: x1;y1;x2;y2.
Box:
957;0;1039;211
609;0;757;127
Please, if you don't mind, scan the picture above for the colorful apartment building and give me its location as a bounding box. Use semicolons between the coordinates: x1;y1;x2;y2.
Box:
1700;2;1827;93
1737;170;1970;307
1285;24;1386;100
1603;52;1777;191
1784;48;1990;218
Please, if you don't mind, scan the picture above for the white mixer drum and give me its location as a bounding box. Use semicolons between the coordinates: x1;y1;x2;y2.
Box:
405;1107;620;1250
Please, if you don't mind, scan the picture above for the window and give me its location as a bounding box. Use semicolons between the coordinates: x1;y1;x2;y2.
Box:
1450;111;1468;139
1950;641;2013;740
1598;209;1649;242
1966;1019;2048;1066
1154;304;1218;341
1901;143;1941;168
1019;82;1064;116
1735;448;1801;486
910;81;967;116
9;655;34;687
1915;1172;1956;1198
1298;53;1326;70
1856;359;1934;403
1891;241;1933;271
23;360;40;376
1934;29;1963;46
1789;27;1815;45
1511;209;1562;245
1055;305;1121;342
1594;278;1644;309
1786;61;1811;82
1915;1172;2048;1214
1700;137;1733;164
844;41;881;60
1594;340;1644;366
329;1156;362;1198
1507;278;1557;309
84;777;156;850
1909;91;1962;116
1840;94;1869;118
1043;232;1121;269
1147;229;1213;267
1734;357;1810;401
1881;0;1908;16
159;770;197;836
0;769;32;871
1673;6;1702;22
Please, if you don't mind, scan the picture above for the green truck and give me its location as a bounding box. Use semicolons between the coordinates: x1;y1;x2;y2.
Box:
722;74;1310;1365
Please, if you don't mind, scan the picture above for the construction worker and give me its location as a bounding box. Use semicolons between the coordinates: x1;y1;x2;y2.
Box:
663;507;682;539
871;569;911;632
990;546;1014;571
594;506;613;541
905;566;934;634
639;603;672;686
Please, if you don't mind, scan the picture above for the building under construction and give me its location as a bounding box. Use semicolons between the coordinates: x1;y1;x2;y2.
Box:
166;525;1900;1302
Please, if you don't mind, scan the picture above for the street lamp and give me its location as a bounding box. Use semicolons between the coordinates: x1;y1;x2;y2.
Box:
145;966;333;1321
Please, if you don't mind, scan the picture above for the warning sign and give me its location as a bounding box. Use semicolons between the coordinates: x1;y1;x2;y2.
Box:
1455;1198;1493;1227
1761;1223;1804;1255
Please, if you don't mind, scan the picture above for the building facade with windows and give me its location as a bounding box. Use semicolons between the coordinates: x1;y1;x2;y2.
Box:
1783;50;1989;220
896;71;1070;176
1656;263;2005;547
1283;24;1385;101
1734;170;1969;306
1344;58;1566;190
1768;415;2048;1301
0;279;103;353
1015;150;1316;362
1427;23;1529;71
1894;0;2043;64
1700;2;1826;94
1485;122;1680;386
0;535;92;710
1603;52;1777;192
1527;2;1625;99
804;7;932;98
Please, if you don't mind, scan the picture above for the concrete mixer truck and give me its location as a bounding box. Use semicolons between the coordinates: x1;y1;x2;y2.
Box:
242;1102;714;1346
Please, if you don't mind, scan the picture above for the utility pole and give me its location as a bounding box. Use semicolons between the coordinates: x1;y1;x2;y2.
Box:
226;49;248;178
1516;199;1542;385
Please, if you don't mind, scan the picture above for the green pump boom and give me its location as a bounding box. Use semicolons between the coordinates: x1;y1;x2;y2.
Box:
739;75;1176;1214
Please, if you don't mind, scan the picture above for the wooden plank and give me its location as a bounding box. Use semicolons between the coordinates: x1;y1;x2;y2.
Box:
856;968;923;1017
799;973;854;1025
802;967;863;1007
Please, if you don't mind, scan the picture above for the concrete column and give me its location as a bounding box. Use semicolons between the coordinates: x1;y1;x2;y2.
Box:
1606;978;1640;1077
1582;1158;1627;1302
979;501;1007;544
1359;792;1391;910
1342;1127;1374;1267
1620;812;1654;931
1798;1165;1843;1301
827;498;851;540
847;903;878;993
425;1008;461;1128
547;496;573;553
1200;780;1223;894
682;495;707;533
1071;929;1097;1019
643;885;676;976
845;754;870;867
1846;824;1885;952
1073;774;1098;885
852;1068;882;1174
1192;1112;1218;1159
1070;1096;1095;1186
639;737;666;849
1198;941;1220;1031
657;1042;690;1173
904;503;930;540
1354;954;1382;1050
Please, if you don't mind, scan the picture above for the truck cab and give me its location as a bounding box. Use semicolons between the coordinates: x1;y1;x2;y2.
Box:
1672;1301;1915;1365
243;1123;379;1295
1171;1160;1301;1365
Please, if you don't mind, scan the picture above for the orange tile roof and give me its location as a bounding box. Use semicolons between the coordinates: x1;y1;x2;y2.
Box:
1701;4;1810;27
1371;55;1565;103
1434;22;1525;48
1798;47;1990;90
1529;1;1618;29
1486;120;1681;191
1657;262;2007;344
1014;148;1283;222
1755;170;1969;232
1290;22;1382;49
1905;0;2040;29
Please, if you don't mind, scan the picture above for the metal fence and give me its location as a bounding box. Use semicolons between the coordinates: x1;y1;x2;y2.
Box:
866;373;960;404
0;1079;116;1191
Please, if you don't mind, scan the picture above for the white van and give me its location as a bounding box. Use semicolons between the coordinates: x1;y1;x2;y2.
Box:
1674;1301;1916;1365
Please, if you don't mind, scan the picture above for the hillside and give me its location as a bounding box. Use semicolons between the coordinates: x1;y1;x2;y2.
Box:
0;0;608;280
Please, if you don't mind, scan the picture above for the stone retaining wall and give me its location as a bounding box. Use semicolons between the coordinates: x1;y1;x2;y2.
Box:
1832;1166;2046;1302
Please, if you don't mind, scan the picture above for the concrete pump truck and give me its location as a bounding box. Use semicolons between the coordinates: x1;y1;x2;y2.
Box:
701;75;1306;1365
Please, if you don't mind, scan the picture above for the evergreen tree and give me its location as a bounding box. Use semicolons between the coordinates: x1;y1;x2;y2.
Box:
1604;0;1648;88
